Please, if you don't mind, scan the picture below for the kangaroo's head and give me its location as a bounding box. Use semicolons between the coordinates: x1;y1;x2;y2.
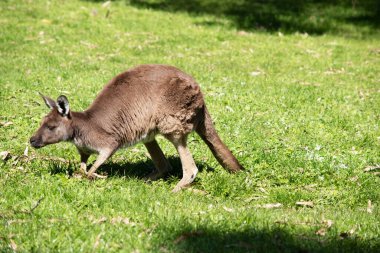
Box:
30;94;72;149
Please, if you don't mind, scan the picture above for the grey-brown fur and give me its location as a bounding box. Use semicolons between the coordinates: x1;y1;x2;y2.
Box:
30;64;244;192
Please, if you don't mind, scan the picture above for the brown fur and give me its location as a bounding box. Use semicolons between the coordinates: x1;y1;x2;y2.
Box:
30;64;244;191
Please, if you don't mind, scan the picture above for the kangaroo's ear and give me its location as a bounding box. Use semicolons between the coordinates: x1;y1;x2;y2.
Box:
57;95;70;117
39;92;56;110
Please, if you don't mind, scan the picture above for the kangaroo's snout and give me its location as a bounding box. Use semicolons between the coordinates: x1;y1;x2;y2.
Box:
30;136;42;148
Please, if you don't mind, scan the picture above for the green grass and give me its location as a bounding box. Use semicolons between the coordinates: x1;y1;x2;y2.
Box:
1;0;379;252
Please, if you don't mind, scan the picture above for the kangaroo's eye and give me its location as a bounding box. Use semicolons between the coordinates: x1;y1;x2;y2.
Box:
47;125;57;131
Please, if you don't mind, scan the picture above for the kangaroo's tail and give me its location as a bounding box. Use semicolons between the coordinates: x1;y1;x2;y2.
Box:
196;106;244;172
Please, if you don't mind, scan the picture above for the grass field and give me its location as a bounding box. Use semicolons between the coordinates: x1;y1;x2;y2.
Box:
1;0;379;252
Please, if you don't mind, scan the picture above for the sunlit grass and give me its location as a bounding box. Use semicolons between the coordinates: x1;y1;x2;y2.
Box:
0;0;379;252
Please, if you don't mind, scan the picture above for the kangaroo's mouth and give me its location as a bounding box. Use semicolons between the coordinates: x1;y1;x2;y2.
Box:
30;142;44;149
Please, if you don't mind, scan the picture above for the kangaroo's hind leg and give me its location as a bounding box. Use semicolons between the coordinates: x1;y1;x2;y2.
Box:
167;135;198;192
144;139;172;181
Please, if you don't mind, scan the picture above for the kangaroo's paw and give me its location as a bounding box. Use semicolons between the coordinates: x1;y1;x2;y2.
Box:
93;173;108;179
87;172;108;180
80;167;87;175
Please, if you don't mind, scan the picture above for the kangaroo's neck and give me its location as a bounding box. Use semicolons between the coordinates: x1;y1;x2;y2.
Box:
70;111;97;149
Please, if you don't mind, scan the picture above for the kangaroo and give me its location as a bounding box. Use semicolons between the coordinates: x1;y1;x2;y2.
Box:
30;64;244;192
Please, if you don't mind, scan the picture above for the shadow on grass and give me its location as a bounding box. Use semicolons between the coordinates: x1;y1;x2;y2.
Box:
49;156;214;180
159;226;380;253
123;0;380;35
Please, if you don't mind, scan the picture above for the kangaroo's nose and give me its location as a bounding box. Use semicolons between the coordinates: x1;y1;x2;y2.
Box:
30;136;40;148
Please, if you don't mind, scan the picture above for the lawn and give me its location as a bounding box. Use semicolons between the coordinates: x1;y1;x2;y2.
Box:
0;0;379;252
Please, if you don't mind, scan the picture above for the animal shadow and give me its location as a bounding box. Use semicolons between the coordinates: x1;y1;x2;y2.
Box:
49;156;214;181
98;156;213;179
